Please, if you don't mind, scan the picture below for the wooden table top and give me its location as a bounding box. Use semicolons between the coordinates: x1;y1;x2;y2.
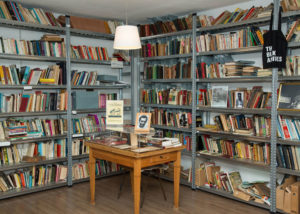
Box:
85;141;186;158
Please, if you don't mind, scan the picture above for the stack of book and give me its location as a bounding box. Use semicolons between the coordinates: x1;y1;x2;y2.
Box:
150;108;192;128
71;70;98;86
0;1;61;26
143;59;192;80
98;93;117;108
72;114;106;134
139;15;192;37
0;164;68;191
277;116;300;140
146;137;182;148
199;136;270;164
196;27;264;52
71;45;109;61
1;118;67;140
0;90;68;113
277;145;300;170
141;36;192;57
141;88;192;106
156;130;191;151
257;68;273;77
0;36;65;57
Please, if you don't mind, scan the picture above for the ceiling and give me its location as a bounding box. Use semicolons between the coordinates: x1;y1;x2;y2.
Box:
19;0;249;24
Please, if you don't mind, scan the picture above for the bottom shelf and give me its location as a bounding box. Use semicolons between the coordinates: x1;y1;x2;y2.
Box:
72;171;125;184
0;181;67;200
196;186;269;210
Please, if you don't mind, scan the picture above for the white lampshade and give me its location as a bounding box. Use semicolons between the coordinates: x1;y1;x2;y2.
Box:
113;25;141;50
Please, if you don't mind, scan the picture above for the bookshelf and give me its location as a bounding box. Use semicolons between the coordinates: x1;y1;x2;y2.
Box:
137;1;300;212
0;11;132;198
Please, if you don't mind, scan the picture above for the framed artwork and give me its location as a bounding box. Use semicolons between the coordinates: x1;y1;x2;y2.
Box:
211;86;228;108
278;83;300;111
106;100;124;125
135;112;151;133
234;91;244;108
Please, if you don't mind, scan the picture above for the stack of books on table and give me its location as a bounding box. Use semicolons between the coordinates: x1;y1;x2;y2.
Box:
146;137;182;148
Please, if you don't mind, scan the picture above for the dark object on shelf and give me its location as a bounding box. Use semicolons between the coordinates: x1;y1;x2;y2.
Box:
97;75;118;83
262;7;287;69
22;155;46;163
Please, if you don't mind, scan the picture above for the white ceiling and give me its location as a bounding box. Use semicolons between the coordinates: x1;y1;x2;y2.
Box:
19;0;249;24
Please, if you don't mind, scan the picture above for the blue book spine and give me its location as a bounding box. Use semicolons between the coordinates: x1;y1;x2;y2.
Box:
10;2;21;21
14;3;24;21
22;66;31;84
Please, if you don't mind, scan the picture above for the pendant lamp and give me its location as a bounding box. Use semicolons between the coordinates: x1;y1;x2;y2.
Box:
113;2;141;50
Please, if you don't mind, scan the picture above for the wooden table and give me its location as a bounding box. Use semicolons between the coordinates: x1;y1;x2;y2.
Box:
85;141;185;214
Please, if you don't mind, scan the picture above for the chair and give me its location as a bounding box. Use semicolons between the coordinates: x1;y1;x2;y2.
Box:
117;164;169;208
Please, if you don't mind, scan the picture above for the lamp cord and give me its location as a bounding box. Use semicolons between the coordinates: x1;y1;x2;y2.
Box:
125;1;128;25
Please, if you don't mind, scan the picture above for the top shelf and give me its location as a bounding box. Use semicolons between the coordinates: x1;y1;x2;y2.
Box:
0;18;114;40
140;10;300;41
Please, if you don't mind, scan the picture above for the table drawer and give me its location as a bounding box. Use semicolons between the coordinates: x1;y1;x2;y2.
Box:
148;153;177;165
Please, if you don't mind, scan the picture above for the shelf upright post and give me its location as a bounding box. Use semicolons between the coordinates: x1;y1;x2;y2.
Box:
191;13;197;190
130;50;136;124
270;0;279;212
119;68;123;99
65;15;73;186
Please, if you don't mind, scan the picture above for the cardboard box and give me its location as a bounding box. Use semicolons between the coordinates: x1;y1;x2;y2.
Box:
70;16;110;34
284;191;292;213
277;176;297;211
291;182;300;214
277;186;285;210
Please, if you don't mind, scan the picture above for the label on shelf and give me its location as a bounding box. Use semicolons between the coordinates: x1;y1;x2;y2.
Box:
72;133;83;137
23;86;32;90
72;110;77;115
0;141;10;147
111;60;123;69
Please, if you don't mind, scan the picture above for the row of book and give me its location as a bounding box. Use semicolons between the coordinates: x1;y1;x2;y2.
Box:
277;145;300;170
196;27;264;53
0;63;66;86
149;109;192;128
156;130;192;152
98;93;117;109
203;114;271;137
198;4;273;27
199;136;270;164
143;60;191;80
71;70;98;86
141;88;192;106
0;164;67;191
72;114;106;134
139;15;192;37
72;160;121;180
285;56;300;76
0;36;110;61
0;1;61;26
196;61;262;78
0;159;120;192
194;162;270;205
197;86;271;109
277;116;300;141
139;3;275;37
0;90;68;113
71;45;109;61
0;118;67;140
0;37;65;57
141;37;192;57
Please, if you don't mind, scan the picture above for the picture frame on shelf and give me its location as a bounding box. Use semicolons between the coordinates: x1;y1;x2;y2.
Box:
211;86;228;108
135;112;151;133
235;91;244;108
278;83;300;111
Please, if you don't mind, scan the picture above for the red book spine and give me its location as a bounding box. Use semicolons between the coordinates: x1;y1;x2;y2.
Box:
19;173;26;187
201;62;206;78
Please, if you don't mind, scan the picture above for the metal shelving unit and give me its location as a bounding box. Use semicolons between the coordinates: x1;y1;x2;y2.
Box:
137;3;300;211
0;13;133;199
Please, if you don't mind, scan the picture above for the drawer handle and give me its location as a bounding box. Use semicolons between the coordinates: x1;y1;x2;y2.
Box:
160;156;163;159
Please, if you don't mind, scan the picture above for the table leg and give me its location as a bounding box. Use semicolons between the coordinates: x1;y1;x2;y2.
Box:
89;150;96;205
130;169;134;195
133;159;141;214
174;151;181;208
